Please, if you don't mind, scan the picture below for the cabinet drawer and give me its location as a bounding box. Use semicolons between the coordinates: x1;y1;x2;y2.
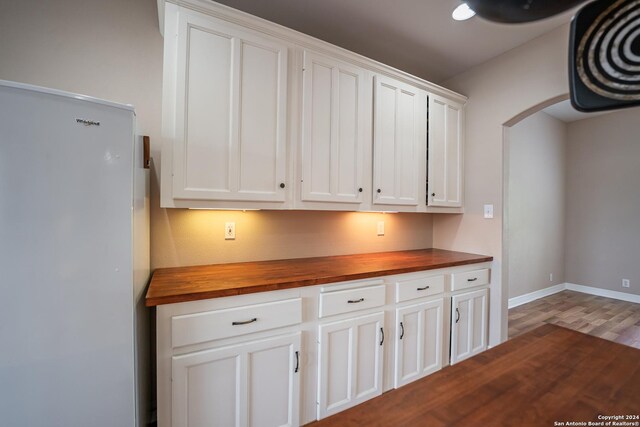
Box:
395;274;444;303
451;269;490;292
171;298;302;348
319;285;385;318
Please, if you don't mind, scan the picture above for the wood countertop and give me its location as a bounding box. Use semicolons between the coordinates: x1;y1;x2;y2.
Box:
145;248;493;306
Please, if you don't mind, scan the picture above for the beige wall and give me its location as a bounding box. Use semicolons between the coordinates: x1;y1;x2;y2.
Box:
507;111;566;299
153;209;433;267
0;0;165;144
436;25;571;345
565;108;640;296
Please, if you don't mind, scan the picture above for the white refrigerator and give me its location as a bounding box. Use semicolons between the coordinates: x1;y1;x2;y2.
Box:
0;80;150;427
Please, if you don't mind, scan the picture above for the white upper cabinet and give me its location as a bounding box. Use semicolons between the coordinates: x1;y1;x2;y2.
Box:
300;50;370;205
159;0;466;211
373;75;427;208
164;6;289;205
428;95;463;207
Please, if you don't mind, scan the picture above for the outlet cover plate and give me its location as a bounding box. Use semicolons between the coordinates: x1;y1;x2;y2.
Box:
484;204;494;219
225;222;236;240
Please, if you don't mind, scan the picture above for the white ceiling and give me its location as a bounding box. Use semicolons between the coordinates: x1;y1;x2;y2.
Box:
543;100;617;123
213;0;581;82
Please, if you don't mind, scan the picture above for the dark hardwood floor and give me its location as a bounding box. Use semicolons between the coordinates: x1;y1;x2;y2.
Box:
509;290;640;349
308;324;640;426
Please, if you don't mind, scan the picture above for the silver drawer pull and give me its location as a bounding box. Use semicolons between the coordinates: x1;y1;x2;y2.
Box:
347;298;365;304
416;285;431;291
467;278;478;282
232;318;257;326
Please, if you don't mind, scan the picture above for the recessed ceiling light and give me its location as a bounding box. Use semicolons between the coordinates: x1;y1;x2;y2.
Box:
452;3;476;21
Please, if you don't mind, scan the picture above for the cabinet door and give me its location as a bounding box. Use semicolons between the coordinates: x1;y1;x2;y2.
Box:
246;334;300;427
301;51;368;204
317;312;384;419
450;289;487;365
172;10;288;202
172;333;301;427
395;299;443;388
172;342;244;427
373;75;427;206
428;95;463;207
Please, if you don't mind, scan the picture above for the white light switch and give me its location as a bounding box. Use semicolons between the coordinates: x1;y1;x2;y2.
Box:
225;222;236;240
483;204;494;219
377;221;385;236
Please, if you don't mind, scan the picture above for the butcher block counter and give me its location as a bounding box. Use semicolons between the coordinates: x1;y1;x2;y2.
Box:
145;248;493;306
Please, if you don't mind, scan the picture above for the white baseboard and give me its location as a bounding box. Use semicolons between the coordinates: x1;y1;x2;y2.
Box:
508;284;566;309
565;283;640;304
508;282;640;308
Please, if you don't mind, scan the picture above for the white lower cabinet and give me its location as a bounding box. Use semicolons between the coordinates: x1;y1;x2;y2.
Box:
394;299;443;388
172;332;301;427
317;311;385;419
158;264;491;427
450;288;488;365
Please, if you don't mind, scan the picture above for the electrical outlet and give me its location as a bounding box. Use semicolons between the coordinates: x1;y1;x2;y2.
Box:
225;222;235;240
377;221;385;236
549;273;553;282
622;279;630;288
483;204;494;219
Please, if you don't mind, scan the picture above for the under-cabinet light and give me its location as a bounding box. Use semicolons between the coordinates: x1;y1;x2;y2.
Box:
188;208;261;211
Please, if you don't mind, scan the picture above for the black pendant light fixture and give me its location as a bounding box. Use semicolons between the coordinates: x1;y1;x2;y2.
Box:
462;0;640;112
464;0;585;23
